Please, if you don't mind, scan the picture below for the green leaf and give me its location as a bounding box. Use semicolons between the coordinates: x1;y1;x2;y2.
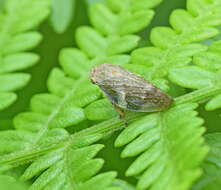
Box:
0;72;101;153
131;0;221;84
119;10;154;35
132;44;207;80
0;73;30;91
192;133;221;190
93;55;130;66
131;0;163;11
193;51;221;72
89;1;156;36
107;35;140;55
0;53;39;73
0;92;17;111
115;103;208;190
78;172;117;190
77;0;161;60
19;138;117;190
50;0;75;34
89;3;117;35
205;94;221;111
205;133;221;168
0;175;28;190
4;32;42;54
0;0;50;110
59;48;89;78
168;39;221;111
47;68;75;97
85;99;117;120
0;0;167;189
4;0;51;33
112;179;135;190
76;26;106;58
169;66;216;89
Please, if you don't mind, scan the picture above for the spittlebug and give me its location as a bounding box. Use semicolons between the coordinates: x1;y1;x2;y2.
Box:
90;63;173;120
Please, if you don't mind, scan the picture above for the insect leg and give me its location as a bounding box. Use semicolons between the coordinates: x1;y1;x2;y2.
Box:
114;105;128;126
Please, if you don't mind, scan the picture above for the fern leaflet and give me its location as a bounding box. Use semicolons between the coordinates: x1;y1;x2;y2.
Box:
131;0;221;89
169;39;221;111
20;135;117;190
192;133;221;190
115;103;208;190
0;0;163;189
0;0;50;110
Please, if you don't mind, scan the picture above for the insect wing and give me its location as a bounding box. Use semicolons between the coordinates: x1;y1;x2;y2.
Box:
90;64;173;112
125;87;172;112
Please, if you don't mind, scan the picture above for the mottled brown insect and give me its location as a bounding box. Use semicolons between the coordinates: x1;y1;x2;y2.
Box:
90;63;173;119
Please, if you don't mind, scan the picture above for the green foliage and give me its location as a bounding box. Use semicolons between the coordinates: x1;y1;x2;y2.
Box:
192;133;221;190
50;0;75;33
0;174;28;190
115;103;208;190
85;99;117;120
0;0;162;189
0;71;100;154
59;0;160;79
21;140;117;190
131;0;221;87
112;179;135;190
169;40;221;111
0;0;50;110
0;0;221;190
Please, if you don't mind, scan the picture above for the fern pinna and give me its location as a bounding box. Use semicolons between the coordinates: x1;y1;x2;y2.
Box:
0;0;221;189
0;0;50;110
192;133;221;190
0;0;162;189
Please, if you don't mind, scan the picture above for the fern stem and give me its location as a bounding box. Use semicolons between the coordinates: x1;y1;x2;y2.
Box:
1;85;220;167
74;85;221;139
174;85;221;105
74;112;145;136
0;143;64;167
0;113;145;167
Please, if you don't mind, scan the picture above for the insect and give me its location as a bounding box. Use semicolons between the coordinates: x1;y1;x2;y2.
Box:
90;63;173;121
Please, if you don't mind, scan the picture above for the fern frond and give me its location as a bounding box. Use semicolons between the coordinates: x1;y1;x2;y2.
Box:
60;0;162;79
0;113;118;189
58;0;164;120
0;70;101;154
85;99;117;121
20;135;117;190
192;133;221;190
0;131;117;189
0;63;115;189
0;0;50;110
131;0;221;88
50;0;75;34
0;174;27;190
0;0;165;188
115;103;208;190
169;39;221;111
0;0;160;169
112;179;135;190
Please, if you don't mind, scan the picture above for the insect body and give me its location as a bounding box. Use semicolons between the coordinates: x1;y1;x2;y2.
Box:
90;64;173;118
